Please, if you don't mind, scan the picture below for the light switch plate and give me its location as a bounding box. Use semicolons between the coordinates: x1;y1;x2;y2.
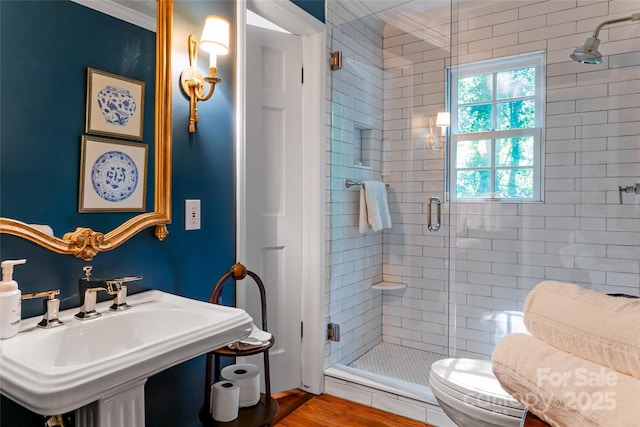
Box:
185;199;201;230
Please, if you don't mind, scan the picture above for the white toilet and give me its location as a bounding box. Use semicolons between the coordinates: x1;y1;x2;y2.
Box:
429;358;524;427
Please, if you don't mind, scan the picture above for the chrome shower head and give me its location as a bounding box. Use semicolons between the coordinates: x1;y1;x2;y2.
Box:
570;37;602;64
570;12;640;64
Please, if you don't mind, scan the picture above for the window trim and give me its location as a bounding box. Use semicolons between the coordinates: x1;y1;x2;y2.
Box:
448;51;546;203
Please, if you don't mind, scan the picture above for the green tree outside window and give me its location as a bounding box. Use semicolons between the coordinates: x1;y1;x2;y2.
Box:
450;53;544;201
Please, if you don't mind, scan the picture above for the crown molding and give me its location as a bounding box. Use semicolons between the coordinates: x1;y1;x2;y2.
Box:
70;0;155;32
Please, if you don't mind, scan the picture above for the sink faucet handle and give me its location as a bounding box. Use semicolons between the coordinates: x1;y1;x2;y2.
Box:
104;276;142;295
21;289;64;328
107;276;142;311
104;279;122;295
110;285;131;311
22;289;60;300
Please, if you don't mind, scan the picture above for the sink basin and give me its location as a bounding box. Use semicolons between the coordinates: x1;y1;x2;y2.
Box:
0;290;252;415
26;307;213;368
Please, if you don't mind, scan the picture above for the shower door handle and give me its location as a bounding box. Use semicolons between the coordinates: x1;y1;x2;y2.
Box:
427;196;441;232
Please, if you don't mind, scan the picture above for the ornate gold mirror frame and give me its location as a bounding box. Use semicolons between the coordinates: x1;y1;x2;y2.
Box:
0;0;172;261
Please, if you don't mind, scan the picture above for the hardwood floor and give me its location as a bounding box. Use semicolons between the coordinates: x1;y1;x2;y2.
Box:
272;389;315;424
274;390;434;427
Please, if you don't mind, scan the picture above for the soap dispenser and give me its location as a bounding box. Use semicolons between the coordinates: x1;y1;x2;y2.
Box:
0;259;27;339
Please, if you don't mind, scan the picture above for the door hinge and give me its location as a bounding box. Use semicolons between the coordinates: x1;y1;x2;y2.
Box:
330;51;342;71
301;321;304;338
327;323;340;342
301;67;304;84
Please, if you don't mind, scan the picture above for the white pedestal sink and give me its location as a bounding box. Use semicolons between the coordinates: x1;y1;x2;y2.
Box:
0;290;252;426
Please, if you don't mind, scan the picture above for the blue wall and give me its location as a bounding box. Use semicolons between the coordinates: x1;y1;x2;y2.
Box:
291;0;325;22
0;1;157;241
0;1;235;426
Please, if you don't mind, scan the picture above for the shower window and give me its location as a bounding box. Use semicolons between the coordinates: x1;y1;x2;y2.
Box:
449;52;545;201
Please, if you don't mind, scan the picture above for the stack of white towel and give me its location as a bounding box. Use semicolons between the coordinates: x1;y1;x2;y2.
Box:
358;180;392;234
492;281;640;427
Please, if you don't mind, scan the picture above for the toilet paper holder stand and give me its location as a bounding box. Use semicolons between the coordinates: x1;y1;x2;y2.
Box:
199;263;278;426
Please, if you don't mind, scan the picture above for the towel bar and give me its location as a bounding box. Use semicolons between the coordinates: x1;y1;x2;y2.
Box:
345;179;389;189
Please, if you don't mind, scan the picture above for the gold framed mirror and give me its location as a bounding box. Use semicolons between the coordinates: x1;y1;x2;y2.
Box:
0;0;172;261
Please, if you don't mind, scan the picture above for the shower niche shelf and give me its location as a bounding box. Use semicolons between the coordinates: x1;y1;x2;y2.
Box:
371;281;406;290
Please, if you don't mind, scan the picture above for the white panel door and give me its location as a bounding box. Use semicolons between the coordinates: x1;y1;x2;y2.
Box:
245;23;302;393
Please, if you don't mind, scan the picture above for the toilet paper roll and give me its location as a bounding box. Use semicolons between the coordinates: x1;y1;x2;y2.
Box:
221;363;260;407
210;381;240;422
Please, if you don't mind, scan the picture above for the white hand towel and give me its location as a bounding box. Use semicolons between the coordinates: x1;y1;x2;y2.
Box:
524;280;640;379
227;323;272;350
359;180;392;233
492;333;640;427
359;187;368;234
240;323;272;345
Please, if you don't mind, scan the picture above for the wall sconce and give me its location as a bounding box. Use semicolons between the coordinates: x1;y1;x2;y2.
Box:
425;112;450;150
180;16;230;133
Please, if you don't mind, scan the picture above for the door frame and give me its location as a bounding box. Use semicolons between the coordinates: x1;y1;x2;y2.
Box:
235;0;326;394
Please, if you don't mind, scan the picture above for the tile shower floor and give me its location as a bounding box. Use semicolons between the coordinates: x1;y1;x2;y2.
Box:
348;342;446;387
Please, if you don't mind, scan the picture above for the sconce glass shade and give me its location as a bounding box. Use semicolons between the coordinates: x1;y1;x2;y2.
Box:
200;16;230;56
436;111;450;128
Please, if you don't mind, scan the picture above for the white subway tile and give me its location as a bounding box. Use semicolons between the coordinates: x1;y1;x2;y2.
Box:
492;239;546;254
495;14;547;36
547;100;576;115
468;9;519;29
577;94;640;113
544;267;605;284
548;74;577;90
325;380;373;406
609;51;640;68
465;340;500;355
578;257;639;274
549;83;609;102
607;245;640;260
595;283;640;295
402;318;445;335
495;40;548;58
455;326;490;343
548;2;608;26
520;22;577;43
419;332;449;346
576;230;640;245
577;65;640;87
469;34;518;53
492;262;546;279
606;272;640;289
519;0;576;19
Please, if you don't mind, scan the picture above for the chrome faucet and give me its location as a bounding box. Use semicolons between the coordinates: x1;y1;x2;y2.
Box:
75;266;142;320
21;289;63;328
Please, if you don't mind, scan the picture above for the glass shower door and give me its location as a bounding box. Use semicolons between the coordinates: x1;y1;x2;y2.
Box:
325;0;455;390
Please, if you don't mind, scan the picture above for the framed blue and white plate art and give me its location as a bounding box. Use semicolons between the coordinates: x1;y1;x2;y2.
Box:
86;68;145;141
79;136;148;212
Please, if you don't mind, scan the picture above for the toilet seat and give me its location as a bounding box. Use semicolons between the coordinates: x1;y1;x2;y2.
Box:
430;358;524;418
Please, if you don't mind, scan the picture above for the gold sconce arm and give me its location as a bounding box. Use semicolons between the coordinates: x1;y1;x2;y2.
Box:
180;33;224;133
